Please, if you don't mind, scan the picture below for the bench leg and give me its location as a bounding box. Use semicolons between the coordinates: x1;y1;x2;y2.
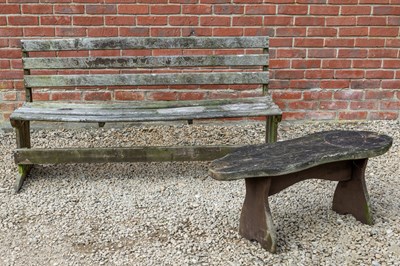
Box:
332;159;373;225
239;177;277;253
11;120;33;193
265;115;280;143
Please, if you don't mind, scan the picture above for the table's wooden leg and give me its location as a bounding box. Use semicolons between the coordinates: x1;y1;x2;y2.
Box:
239;177;277;253
332;159;373;225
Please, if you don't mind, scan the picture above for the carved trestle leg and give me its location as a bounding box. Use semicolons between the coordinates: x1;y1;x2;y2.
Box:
239;177;277;253
332;159;373;225
11;120;33;193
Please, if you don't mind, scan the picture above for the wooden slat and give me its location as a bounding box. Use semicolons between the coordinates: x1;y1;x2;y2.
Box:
14;145;241;164
10;96;282;123
21;37;269;51
24;72;269;87
23;55;269;69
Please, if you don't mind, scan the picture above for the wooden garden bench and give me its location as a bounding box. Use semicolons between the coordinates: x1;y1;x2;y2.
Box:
10;36;282;192
209;130;392;253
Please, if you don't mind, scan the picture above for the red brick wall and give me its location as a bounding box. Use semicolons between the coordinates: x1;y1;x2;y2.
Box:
1;1;399;122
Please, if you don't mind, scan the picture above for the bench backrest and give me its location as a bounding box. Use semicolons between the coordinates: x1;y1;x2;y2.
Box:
21;37;269;103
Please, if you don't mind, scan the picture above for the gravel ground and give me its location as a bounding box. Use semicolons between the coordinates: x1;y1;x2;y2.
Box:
0;120;399;265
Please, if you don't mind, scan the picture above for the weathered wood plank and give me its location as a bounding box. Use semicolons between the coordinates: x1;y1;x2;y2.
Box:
209;131;393;181
23;55;269;69
14;145;241;164
24;72;269;87
21;37;268;51
10;97;282;122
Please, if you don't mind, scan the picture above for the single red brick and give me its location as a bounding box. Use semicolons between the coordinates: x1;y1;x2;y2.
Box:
83;91;112;101
357;16;386;26
151;4;181;14
32;92;50;101
276;49;306;58
264;16;293;26
383;59;400;69
288;101;317;110
214;5;244;15
22;4;52;14
292;59;321;69
275;70;305;79
386;39;400;47
322;59;351;69
2;91;17;101
335;70;365;79
212;27;243;36
355;38;385;47
295;17;325;26
338;49;367;58
24;27;55;37
309;49;336;58
365;90;394;99
147;91;178;101
388;16;400;26
276;27;306;37
310;5;339;15
270;38;293;47
8;16;38;25
369;112;398;120
381;80;400;89
244;27;274;36
373;6;400;15
278;5;308;15
55;27;87;37
137;16;167;26
308;111;337;120
380;101;400;110
182;27;212;36
118;5;149;14
41;16;72;25
268;80;290;89
353;60;382;69
51;92;81;101
271;90;302;100
370;27;399;37
326;17;356;26
325;38;354;47
334;90;364;100
282;112;306;121
366;70;394;79
200;16;230;26
151;27;181;37
245;5;275;15
0;4;20;14
289;80;320;89
320;80;350;89
178;92;206;100
368;49;398;58
303;90;332;100
320;101;348;110
88;28;118;37
73;16;104;26
339;27;368;37
306;70;334;79
86;4;116;14
120;27;149;36
294;38;324;47
115;91;145;101
307;27;337;36
183;4;212;14
341;6;371;15
171;0;197;3
169;16;198;26
339;111;368;120
350;101;378;110
55;5;85;14
233;16;262;26
0;49;21;59
105;16;135;26
270;59;290;69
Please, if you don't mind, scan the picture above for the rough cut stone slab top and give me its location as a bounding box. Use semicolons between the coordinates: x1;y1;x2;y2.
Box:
209;130;393;181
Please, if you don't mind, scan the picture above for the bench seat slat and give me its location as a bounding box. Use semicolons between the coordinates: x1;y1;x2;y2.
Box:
25;72;269;87
22;37;268;51
23;55;269;69
209;131;393;181
10;96;282;123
